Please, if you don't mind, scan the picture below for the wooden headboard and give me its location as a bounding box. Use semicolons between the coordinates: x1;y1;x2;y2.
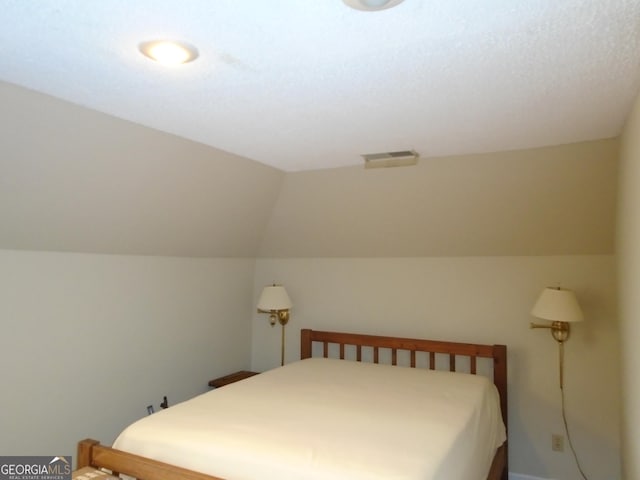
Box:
300;328;508;480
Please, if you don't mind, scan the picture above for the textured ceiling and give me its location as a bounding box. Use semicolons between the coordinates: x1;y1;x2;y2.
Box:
1;0;639;171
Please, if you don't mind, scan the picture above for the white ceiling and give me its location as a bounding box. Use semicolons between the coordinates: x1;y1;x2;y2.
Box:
1;0;639;172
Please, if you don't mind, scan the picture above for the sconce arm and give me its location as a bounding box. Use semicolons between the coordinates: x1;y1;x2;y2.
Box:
530;322;553;330
530;320;570;343
257;308;290;326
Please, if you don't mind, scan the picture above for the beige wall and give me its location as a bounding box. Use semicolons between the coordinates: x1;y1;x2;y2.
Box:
618;91;640;479
252;256;620;480
0;84;272;461
0;250;255;460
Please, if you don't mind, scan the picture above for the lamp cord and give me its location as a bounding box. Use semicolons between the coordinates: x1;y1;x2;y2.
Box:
560;373;589;479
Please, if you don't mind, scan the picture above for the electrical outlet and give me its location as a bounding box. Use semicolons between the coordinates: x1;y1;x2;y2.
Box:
551;434;564;452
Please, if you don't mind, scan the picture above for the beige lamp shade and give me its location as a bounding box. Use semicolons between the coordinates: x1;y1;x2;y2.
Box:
257;285;292;311
531;287;584;323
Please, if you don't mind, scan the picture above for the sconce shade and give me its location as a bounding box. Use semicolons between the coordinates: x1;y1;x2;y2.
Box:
257;285;292;311
531;287;584;323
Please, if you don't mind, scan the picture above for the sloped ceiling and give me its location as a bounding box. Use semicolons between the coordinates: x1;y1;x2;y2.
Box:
0;82;618;257
259;139;618;257
0;82;283;257
0;0;638;171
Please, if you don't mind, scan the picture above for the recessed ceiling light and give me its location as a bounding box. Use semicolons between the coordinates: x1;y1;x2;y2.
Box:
343;0;405;11
139;40;199;66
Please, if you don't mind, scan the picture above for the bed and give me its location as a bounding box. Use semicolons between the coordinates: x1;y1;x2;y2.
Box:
77;329;508;480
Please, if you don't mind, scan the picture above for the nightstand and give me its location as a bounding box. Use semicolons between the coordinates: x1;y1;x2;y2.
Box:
208;370;258;388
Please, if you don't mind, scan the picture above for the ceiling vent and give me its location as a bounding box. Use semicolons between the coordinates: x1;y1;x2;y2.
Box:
362;150;419;169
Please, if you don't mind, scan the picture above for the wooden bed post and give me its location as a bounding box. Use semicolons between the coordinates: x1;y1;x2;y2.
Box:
493;344;508;480
77;438;99;469
492;345;508;428
301;328;312;359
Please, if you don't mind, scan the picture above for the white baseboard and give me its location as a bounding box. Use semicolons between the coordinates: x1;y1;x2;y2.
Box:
510;473;554;480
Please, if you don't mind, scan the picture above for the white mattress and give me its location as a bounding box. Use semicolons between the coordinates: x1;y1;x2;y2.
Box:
114;358;506;480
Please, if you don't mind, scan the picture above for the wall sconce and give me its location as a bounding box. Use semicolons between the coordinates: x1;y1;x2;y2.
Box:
530;288;589;478
257;284;292;366
530;286;584;388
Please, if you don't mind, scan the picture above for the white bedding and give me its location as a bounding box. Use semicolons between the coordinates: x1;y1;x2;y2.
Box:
114;358;506;480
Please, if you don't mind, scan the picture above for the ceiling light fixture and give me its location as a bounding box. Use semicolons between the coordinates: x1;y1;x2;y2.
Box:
139;40;199;66
343;0;405;11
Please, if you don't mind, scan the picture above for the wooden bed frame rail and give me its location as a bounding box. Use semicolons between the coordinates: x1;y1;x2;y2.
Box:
77;438;224;480
301;328;508;480
78;436;506;480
